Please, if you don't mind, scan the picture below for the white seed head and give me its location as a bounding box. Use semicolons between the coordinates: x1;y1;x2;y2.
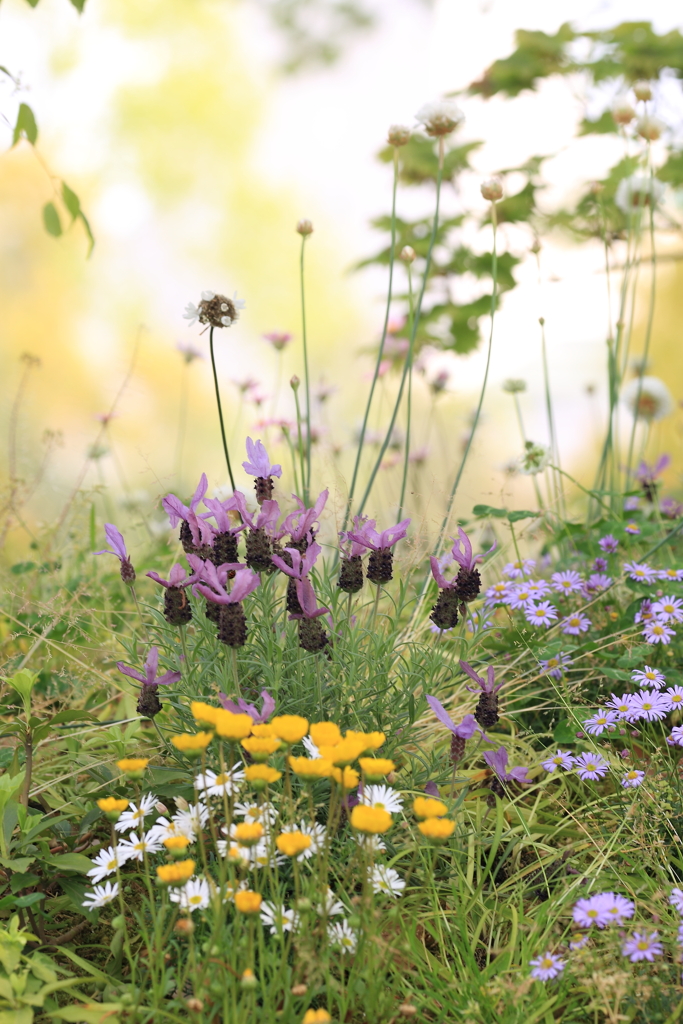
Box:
634;81;653;102
612;96;636;124
400;245;416;263
636;115;664;141
415;99;465;138
296;219;313;236
615;174;665;214
387;124;411;147
480;178;503;202
622;376;674;421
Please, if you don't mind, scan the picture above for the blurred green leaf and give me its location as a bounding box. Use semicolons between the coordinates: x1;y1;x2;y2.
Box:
42;203;62;238
578;110;619;136
69;0;87;10
61;181;81;219
378;136;481;186
12;103;38;146
469;23;576;97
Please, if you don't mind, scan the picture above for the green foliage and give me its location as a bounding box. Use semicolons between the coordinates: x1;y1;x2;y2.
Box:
42;203;62;238
12;104;38;147
470;23;576;97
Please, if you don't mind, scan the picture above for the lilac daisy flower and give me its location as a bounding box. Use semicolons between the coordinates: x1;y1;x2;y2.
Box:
586;573;612;592
625;522;640;535
502;559;536;580
526;579;551;598
541;750;575;772
583;711;618;736
508;585;535;610
659;567;683;582
598;535;619;553
593;557;609;572
602;892;636;923
643;620;675;644
551;570;583;594
652;595;683;623
624;496;641;512
664;686;683;711
627;690;669;722
529;952;564;981
525;601;558;628
538;652;572;680
484;581;513;605
605;693;634;718
634;599;656;625
561;613;591;636
621;769;645;788
669;888;683;914
668;725;683;747
574;752;609;781
569;934;590;951
632;665;666;689
573;894;611;928
621;931;662;962
623;561;658;583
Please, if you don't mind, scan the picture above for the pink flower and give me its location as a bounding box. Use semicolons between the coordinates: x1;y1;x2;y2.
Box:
117;647;181;688
220;689;275;722
280;490;328;543
242;437;282;479
193;564;261;606
348;518;411;552
263;331;292;351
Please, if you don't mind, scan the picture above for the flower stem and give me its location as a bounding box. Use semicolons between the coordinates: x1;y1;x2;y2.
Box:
397;263;415;522
209;325;236;490
299;236;312;503
292;385;307;500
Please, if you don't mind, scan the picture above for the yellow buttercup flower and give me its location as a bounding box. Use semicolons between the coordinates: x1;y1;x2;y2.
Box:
418;817;455;842
303;1009;331;1023
156;859;195;885
350;805;392;834
190;701;221;728
244;764;282;791
413;796;448;819
309;722;341;747
116;758;149;779
214;710;253;741
332;766;360;790
235;890;262;914
97;797;128;821
319;739;365;766
345;729;385;753
233;822;264;847
276;832;312;858
251;723;278;738
359;757;395;781
241;736;281;761
171;732;213;756
289;756;334;780
271;715;309;744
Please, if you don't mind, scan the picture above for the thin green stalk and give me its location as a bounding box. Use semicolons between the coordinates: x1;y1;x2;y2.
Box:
344;148;400;526
299;236;312;503
357;141;446;517
511;393;543;510
292;384;307;499
538;316;563;515
397;262;415;522
209;326;236;490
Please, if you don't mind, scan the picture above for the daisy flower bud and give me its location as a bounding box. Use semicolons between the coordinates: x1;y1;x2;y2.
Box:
400;245;416;263
387;124;411;147
359;757;395;782
156;860;195;886
634;81;652;101
350;805;392;834
291;983;308;996
290;375;301;391
164;836;191;859
174;918;194;936
636;115;664;141
480;178;503;202
240;969;258;991
186;998;204;1012
296;219;313;236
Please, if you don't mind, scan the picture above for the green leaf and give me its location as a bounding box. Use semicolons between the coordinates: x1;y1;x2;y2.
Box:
78;210;95;257
10;561;37;575
44;852;93;875
49;710;95;726
49;1003;121;1024
0;857;35;873
469;23;576;97
507;510;539;522
0;1009;33;1024
60;181;81;219
12;103;38;146
24;0;42;6
14;891;44;908
9;872;40;893
42;203;62;238
553;719;579;744
58;876;91;917
68;0;87;11
472;504;507;518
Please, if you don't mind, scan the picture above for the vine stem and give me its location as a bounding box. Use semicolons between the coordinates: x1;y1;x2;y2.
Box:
209;325;236;490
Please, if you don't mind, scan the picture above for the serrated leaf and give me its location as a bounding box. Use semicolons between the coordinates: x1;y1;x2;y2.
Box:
12;103;38;146
42;202;62;238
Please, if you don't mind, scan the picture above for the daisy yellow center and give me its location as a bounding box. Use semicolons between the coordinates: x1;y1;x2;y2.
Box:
652;626;664;634
646;673;656;679
189;895;203;904
569;618;580;626
341;937;354;947
519;591;529;599
561;582;571;588
637;940;649;950
673;696;682;703
587;909;598;918
635;570;645;577
214;773;231;786
664;605;674;613
585;763;597;772
627;772;638;779
133;809;144;820
553;757;563;764
107;858;117;870
541;958;553;968
642;702;652;710
596;717;607;725
134;842;145;851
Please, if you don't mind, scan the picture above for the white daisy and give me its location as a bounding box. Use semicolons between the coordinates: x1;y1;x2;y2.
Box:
117;830;163;861
328;919;358;952
370;864;405;898
232;802;277;829
81;880;119;910
260;901;299;935
316;888;346;917
353;834;387;854
360;785;403;814
195;767;245;798
147;815;195;844
302;736;321;759
170;877;211;913
173;802;209;839
87;845;132;884
114;793;158;833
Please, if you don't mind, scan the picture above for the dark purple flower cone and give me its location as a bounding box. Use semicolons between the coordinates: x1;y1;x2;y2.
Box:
450;733;466;766
487;775;506;807
288;535;312;554
338;556;363;594
218;603;247;647
298;617;330;654
204;599;221;624
475;691;499;729
119;558;136;584
210;532;239;569
137;685;162;719
254;476;274;505
286;577;303;615
430;589;459;630
366;548;393;585
454;566;481;602
179;520;197;555
246;528;273;573
164;586;192;626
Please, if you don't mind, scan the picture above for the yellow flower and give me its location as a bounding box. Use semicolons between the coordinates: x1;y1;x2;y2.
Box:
413;796;448;819
418;817;455;842
116;758;149;778
233;822;264;847
171;732;213;756
97;797;128;821
359;757;395;781
241;736;281;761
271;715;309;744
163;836;191;858
289;756;334;780
235;890;262;914
319;738;366;766
215;710;253;741
309;722;341;747
303;1010;332;1024
156;859;195;885
244;764;282;791
331;766;360;790
251;723;278;738
276;831;312;858
345;729;385;753
190;701;221;728
350;805;392;834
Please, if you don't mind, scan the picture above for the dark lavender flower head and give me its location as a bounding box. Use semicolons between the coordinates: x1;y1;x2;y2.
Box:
242;437;282;479
219;688;276;722
424;781;440;797
95;523;136;584
117;647;181;688
347;517;411;552
193;564;260;605
281;489;329;543
598;534;619;553
451;527;496;572
459;660;502;695
339;516;376;558
146;563;196;589
287;578;329;620
271;541;322;579
425;695;482;739
484;746;531;784
163;473;208;528
635;454;670;484
232;492;280;533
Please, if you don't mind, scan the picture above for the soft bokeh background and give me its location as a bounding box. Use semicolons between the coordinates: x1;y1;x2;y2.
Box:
1;0;682;556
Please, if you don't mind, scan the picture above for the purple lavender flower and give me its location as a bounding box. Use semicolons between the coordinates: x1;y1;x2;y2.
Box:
219;688;275;723
95;524;136;584
635;454;669;502
621;931;662;962
660;498;683;520
538;652;572;680
583;710;618;736
621;769;645;788
425;695;484;764
525;601;558;628
117;647;181;689
529;952;564;981
290;578;331;654
347;517;410;586
193;563;260;606
280;489;328;547
623;561;658;583
593;557;609;572
146;563;199;626
561;613;591;636
242;437;282;481
163;474;214;552
598;535;619;553
541;750;575;772
272;541;322;615
627;689;669;721
643;619;675;644
574;752;609;781
483;746;531;784
652;595;683;623
551;570;583;594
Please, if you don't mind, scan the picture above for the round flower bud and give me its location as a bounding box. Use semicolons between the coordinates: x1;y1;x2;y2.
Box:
186;998;203;1012
291;983;308;996
480;178;503;202
174;917;195;936
388;124;411;147
110;915;125;930
612;97;635;125
501;378;526;394
636;115;664;141
240;969;258;991
290;375;301;391
634;81;652;102
415;99;465;138
400;245;416;263
296;219;313;236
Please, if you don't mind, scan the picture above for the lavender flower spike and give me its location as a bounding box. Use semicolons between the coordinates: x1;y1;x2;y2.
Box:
193;566;261;648
243;437;282;505
291;578;331;655
426;694;484;766
95;524;136;585
117;647;181;720
338;515;374;595
347;517;410;586
146;563;197;627
460;660;502;730
162;474;213;554
451;527;495;603
484;746;531;784
220;688;276;723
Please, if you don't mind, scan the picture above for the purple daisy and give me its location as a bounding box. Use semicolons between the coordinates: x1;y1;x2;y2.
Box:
668;725;683;747
627;690;670;722
484;581;513;605
508;585;535;610
604;693;634;718
574;752;609;781
621;769;645;788
598;535;619;553
586;573;612;592
621;931;662;962
538;652;573;680
632;665;666;689
583;710;618;736
561;613;591;636
634;599;655;625
529;952;564;981
669;888;683;914
551;570;583;594
658;567;683;582
541;750;575;772
525;601;558;628
625;522;641;535
643;620;675;644
573;894;611;928
601;892;635;923
652;595;683;623
502;559;536;580
664;685;683;711
593;557;609;572
623;561;658;583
